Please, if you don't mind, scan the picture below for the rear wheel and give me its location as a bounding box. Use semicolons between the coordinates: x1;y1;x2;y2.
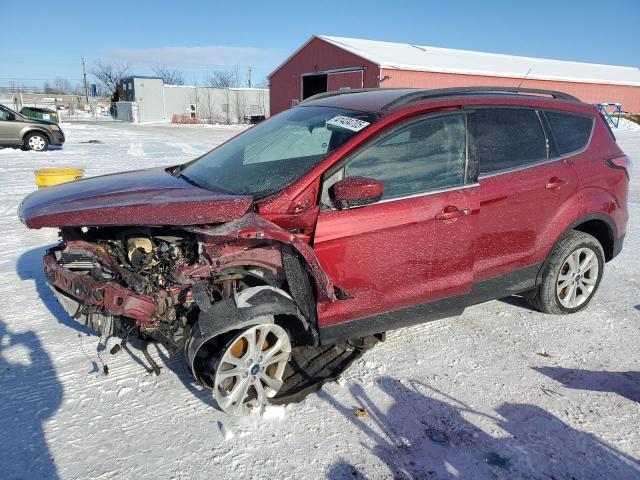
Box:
24;132;49;151
527;231;604;314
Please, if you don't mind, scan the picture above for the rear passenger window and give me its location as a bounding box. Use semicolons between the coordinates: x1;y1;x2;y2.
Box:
469;108;547;174
545;111;593;155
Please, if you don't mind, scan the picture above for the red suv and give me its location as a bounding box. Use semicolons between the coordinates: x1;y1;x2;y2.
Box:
19;87;629;416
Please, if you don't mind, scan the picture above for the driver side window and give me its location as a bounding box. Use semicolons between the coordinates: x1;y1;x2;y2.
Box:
0;108;9;121
344;113;467;200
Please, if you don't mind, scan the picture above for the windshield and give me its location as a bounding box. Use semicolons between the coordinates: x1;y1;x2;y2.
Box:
179;106;377;197
0;104;24;119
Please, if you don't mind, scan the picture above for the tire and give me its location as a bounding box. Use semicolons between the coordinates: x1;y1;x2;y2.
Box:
211;322;292;416
24;132;50;151
526;231;605;314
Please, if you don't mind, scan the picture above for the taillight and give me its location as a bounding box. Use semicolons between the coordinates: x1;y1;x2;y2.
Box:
606;155;632;178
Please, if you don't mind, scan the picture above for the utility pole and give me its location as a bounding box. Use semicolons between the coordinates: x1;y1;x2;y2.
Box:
247;65;251;87
82;57;89;104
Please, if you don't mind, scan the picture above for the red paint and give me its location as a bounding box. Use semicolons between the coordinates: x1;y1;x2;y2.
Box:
23;89;629;335
314;186;478;326
330;176;384;208
327;70;364;91
195;213;336;300
269;37;380;115
20;167;252;228
44;253;158;325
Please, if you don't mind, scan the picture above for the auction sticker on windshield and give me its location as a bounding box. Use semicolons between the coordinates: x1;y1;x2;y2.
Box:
326;115;370;132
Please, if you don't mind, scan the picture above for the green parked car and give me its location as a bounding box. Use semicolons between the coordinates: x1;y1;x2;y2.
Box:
20;106;60;124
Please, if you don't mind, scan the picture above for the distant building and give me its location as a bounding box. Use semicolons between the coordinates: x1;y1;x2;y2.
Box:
269;35;640;114
116;76;269;123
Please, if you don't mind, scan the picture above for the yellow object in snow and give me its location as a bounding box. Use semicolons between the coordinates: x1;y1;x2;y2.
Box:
35;168;84;188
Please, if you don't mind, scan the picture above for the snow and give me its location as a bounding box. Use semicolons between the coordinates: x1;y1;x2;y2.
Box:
618;118;640;131
1;122;639;479
281;36;640;86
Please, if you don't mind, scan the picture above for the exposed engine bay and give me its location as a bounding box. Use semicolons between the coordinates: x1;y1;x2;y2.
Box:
46;225;295;349
44;221;381;411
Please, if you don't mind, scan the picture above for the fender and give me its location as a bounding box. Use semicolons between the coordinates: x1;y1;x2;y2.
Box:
22;127;52;144
530;192;583;267
193;213;336;301
186;286;308;385
535;212;617;285
577;186;626;238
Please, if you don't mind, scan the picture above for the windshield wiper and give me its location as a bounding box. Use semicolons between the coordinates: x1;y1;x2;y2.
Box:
178;172;202;188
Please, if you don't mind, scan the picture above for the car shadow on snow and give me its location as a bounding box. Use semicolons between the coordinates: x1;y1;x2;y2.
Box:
496;294;533;310
17;245;96;336
322;377;640;479
533;366;640;404
0;316;63;479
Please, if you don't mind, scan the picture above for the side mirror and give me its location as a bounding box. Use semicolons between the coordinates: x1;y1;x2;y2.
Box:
6;113;16;121
330;176;384;209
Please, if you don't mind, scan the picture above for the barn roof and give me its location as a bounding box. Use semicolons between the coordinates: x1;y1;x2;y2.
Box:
273;35;640;87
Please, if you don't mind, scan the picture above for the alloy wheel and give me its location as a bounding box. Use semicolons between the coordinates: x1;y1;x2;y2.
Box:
213;323;291;416
28;135;46;151
556;247;599;309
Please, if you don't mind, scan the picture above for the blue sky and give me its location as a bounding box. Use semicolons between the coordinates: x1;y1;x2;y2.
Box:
1;0;638;88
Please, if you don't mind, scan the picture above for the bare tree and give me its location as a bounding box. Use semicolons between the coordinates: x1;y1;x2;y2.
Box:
233;89;248;124
151;65;185;85
255;88;266;115
91;61;130;100
53;77;72;95
8;81;26;93
205;70;237;88
43;81;55;94
73;82;85;96
199;87;217;124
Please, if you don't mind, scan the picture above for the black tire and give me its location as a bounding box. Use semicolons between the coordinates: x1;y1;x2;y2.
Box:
24;132;50;151
272;336;381;405
526;231;605;314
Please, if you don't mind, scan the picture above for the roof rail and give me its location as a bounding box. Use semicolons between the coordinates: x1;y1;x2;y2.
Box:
382;87;581;111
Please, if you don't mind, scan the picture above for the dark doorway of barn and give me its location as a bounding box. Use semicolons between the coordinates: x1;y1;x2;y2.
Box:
302;74;328;99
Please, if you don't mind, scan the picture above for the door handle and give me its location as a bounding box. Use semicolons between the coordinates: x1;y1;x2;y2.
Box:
546;177;567;189
435;205;470;221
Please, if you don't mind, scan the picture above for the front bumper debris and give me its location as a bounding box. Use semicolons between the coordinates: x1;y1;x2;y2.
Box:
44;250;158;325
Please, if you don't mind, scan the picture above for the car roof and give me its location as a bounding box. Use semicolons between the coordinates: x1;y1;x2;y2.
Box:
299;87;585;115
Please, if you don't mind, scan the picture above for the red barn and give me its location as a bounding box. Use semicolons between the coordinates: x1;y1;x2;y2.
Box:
269;35;640;115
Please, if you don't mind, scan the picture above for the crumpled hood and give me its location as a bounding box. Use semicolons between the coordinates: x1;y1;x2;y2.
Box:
19;167;253;228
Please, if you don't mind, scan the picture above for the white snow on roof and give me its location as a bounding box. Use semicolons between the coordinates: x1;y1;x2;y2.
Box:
317;35;640;86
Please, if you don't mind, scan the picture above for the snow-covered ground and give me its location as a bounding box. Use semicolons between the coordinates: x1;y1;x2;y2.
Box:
0;122;638;480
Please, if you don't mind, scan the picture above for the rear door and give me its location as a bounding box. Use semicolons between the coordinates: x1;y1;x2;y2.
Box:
468;107;578;288
313;112;478;336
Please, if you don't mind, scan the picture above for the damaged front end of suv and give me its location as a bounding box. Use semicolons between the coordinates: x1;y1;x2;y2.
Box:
19;104;381;415
26;207;367;415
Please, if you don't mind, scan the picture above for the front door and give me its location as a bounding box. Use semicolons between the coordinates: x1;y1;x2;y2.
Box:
0;106;20;143
313;112;478;339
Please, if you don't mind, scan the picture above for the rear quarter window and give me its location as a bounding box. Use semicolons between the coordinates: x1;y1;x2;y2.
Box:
469;108;547;175
545;111;594;155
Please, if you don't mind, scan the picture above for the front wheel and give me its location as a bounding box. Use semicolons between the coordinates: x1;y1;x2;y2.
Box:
213;323;292;416
527;231;605;314
24;132;50;151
